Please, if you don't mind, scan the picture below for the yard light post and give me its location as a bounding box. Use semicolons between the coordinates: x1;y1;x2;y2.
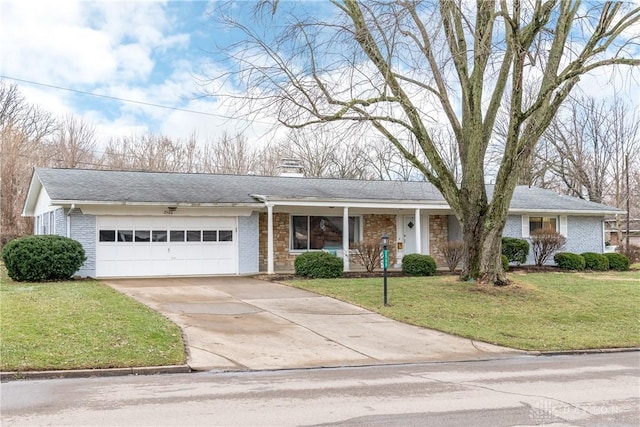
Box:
382;233;389;306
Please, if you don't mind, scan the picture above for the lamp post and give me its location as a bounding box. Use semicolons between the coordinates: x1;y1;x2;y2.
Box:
382;233;389;306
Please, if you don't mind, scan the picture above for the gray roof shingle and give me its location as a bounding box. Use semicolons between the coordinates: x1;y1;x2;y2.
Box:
33;168;620;213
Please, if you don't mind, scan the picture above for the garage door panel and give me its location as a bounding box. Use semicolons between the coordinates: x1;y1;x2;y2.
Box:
97;216;237;278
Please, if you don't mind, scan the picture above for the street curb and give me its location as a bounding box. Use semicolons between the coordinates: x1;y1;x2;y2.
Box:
1;365;191;382
528;347;640;356
2;349;638;382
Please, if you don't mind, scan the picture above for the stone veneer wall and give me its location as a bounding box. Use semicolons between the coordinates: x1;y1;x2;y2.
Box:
259;212;297;270
429;215;448;265
258;212;398;271
362;214;397;266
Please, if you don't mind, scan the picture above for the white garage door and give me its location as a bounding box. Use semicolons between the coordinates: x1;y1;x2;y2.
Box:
96;216;237;278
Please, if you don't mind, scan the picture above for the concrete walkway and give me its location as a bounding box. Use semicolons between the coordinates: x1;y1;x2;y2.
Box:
105;277;520;371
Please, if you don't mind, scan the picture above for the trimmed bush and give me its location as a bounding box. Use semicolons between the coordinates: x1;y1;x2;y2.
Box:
1;235;86;282
554;252;585;271
604;252;630;271
502;255;509;272
401;254;437;276
581;252;609;271
501;237;529;265
294;251;343;279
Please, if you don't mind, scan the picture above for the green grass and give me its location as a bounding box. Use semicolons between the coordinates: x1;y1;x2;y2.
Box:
0;266;185;372
285;271;640;351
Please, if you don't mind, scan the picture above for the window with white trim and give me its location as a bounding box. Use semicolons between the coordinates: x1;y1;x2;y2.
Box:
290;215;360;251
529;216;557;233
42;212;49;235
522;215;567;238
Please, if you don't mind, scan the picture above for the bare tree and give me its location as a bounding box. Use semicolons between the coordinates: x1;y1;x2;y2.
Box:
101;134;204;173
50;115;98;169
208;1;640;284
274;129;336;177
0;82;57;243
538;96;639;203
202;132;262;174
367;138;426;181
274;128;373;179
327;138;372;179
175;133;201;173
606;99;640;216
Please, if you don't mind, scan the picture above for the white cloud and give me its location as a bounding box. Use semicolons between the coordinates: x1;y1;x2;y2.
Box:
0;0;211;146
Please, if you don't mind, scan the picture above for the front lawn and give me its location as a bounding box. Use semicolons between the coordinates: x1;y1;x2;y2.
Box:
285;271;640;351
0;265;185;372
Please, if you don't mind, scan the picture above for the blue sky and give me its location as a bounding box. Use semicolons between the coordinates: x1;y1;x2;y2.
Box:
1;1;638;150
0;0;299;146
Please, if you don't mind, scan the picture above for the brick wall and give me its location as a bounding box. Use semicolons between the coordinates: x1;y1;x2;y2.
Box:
429;215;448;265
362;214;397;266
259;212;297;269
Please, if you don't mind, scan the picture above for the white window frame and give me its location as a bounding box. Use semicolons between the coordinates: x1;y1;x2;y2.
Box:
49;211;55;235
522;214;568;238
289;214;362;252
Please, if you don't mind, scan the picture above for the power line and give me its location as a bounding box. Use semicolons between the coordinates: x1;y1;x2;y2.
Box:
0;75;272;124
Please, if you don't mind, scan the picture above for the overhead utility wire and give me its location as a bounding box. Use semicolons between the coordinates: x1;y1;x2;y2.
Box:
0;75;272;124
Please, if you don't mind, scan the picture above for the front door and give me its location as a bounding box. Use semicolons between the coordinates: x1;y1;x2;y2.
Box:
403;215;417;255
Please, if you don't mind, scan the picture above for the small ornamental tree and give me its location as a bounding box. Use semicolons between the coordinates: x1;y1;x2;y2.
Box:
442;241;464;272
531;229;566;267
350;243;382;272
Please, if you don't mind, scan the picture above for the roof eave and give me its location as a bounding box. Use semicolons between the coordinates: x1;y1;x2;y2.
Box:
21;169;42;217
250;194;449;208
50;200;265;208
509;208;623;215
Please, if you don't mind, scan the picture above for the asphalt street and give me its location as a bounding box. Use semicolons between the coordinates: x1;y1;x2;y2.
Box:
2;352;638;426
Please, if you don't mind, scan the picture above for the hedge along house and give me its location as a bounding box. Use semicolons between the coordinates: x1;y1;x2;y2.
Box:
23;168;622;278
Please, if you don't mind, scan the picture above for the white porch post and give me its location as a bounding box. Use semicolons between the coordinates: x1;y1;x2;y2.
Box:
267;204;274;274
343;207;350;272
415;208;422;254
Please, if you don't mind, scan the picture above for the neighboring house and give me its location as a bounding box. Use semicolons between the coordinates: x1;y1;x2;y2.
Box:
22;168;622;278
604;219;640;247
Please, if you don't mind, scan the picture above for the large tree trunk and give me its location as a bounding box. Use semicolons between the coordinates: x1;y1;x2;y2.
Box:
459;193;509;286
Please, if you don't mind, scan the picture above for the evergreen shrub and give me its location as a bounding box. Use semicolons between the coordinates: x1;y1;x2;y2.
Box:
1;235;86;282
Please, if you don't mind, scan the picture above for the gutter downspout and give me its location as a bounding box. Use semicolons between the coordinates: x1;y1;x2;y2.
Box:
252;195;274;275
66;204;75;238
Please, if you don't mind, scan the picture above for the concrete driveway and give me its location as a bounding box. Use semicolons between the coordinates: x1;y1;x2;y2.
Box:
105;277;519;371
